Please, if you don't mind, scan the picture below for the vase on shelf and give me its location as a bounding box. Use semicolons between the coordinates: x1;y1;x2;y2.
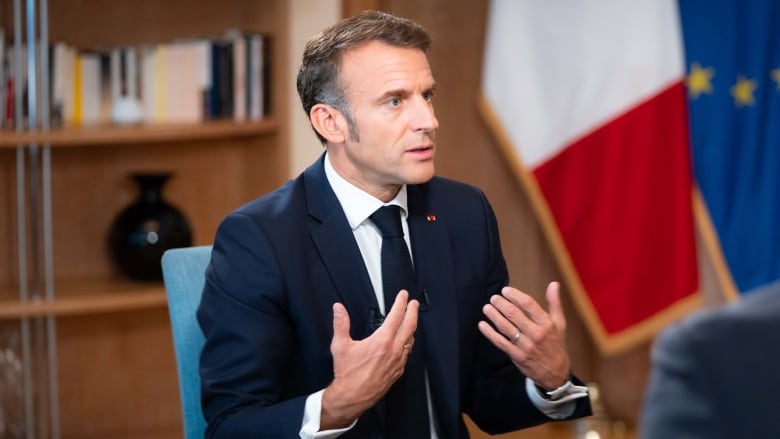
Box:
108;172;192;281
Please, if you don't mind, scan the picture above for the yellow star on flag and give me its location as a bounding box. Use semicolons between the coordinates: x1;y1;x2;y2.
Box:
730;76;757;107
686;63;715;98
772;68;780;91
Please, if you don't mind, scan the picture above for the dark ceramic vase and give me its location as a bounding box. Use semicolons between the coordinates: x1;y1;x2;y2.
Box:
108;173;192;281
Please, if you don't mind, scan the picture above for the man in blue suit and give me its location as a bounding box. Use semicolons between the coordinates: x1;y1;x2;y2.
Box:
197;10;591;438
640;283;780;438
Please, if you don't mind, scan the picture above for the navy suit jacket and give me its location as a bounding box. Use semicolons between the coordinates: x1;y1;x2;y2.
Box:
197;155;591;438
641;283;780;438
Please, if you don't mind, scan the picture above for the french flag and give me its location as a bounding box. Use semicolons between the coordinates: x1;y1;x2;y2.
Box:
480;0;701;354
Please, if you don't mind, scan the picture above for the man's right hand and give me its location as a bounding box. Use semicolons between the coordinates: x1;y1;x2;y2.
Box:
320;290;419;430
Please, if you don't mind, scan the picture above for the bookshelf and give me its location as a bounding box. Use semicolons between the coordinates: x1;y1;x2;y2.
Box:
0;0;289;437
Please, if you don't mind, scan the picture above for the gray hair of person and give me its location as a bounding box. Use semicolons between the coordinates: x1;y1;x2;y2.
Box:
296;10;432;144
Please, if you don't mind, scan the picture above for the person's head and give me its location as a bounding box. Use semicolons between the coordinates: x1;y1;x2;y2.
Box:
297;11;439;200
297;11;432;143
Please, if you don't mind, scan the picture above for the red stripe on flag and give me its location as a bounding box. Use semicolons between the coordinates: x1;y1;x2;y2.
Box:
534;82;698;334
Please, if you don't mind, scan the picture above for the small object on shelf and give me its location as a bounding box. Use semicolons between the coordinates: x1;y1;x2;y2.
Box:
0;327;23;437
108;172;192;281
110;96;144;125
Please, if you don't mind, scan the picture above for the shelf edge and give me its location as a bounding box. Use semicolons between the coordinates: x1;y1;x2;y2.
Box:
0;118;278;148
0;290;169;320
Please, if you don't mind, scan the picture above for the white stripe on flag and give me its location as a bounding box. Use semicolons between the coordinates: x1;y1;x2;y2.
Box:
482;0;685;168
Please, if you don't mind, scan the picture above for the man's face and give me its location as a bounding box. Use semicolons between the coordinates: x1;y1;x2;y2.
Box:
329;40;438;201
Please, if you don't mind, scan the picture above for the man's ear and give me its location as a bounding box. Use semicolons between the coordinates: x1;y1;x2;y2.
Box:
310;104;347;144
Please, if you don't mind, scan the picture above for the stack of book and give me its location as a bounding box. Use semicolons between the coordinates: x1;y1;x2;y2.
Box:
0;29;271;128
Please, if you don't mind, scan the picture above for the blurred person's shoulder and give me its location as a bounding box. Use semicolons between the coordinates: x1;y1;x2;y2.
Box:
660;281;780;350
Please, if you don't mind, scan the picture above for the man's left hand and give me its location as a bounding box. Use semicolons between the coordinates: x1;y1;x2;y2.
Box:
478;281;570;390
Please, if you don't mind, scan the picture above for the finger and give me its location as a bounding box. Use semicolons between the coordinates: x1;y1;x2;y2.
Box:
331;302;352;347
379;290;410;334
545;282;567;332
401;335;415;358
477;320;517;354
489;292;544;341
395;299;419;348
482;301;522;342
501;286;553;332
501;286;550;325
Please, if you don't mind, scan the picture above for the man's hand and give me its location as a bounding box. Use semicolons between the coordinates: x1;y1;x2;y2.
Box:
321;290;419;430
477;282;571;390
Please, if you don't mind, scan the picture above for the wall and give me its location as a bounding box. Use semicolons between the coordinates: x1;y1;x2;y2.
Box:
288;0;341;176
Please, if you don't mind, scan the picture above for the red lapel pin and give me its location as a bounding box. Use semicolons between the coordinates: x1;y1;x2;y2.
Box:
426;215;436;222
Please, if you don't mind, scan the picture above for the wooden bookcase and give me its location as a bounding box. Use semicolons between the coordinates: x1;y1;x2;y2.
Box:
0;0;289;437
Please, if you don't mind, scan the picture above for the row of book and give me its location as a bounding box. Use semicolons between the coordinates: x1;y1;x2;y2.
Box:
0;30;271;128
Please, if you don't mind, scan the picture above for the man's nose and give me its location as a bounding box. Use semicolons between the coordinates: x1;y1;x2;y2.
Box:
410;97;438;133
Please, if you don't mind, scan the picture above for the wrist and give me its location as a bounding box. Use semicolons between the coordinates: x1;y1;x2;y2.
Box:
321;383;357;430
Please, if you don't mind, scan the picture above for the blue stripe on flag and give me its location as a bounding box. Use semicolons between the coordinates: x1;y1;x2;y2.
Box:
680;0;780;293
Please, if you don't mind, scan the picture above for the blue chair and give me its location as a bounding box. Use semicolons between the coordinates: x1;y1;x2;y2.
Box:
161;245;212;439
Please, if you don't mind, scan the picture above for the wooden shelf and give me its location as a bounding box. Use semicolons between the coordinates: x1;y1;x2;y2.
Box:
0;279;168;320
0;0;291;435
0;118;278;148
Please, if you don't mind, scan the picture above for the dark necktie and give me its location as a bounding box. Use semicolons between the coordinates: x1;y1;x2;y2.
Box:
370;205;430;438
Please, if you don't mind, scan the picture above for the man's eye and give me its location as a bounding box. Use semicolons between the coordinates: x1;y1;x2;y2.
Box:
388;98;401;107
422;92;434;102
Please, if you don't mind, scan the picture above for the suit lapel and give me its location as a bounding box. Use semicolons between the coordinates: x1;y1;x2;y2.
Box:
304;156;388;432
304;156;378;340
407;184;460;436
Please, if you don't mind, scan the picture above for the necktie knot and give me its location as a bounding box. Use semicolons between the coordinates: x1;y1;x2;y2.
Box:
370;205;404;238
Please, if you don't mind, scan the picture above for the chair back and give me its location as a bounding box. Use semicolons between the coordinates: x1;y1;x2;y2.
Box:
161;245;212;438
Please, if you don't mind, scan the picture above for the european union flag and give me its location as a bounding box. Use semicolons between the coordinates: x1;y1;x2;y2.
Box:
680;0;780;295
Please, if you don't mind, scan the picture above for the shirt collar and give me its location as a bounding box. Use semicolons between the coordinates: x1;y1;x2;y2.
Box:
324;152;409;230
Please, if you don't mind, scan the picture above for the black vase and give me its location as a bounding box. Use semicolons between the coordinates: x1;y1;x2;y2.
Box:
108;173;193;281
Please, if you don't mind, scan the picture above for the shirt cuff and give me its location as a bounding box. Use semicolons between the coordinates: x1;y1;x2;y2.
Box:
525;377;589;419
300;389;358;439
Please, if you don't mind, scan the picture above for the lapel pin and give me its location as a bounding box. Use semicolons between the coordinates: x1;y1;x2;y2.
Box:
426;215;436;222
